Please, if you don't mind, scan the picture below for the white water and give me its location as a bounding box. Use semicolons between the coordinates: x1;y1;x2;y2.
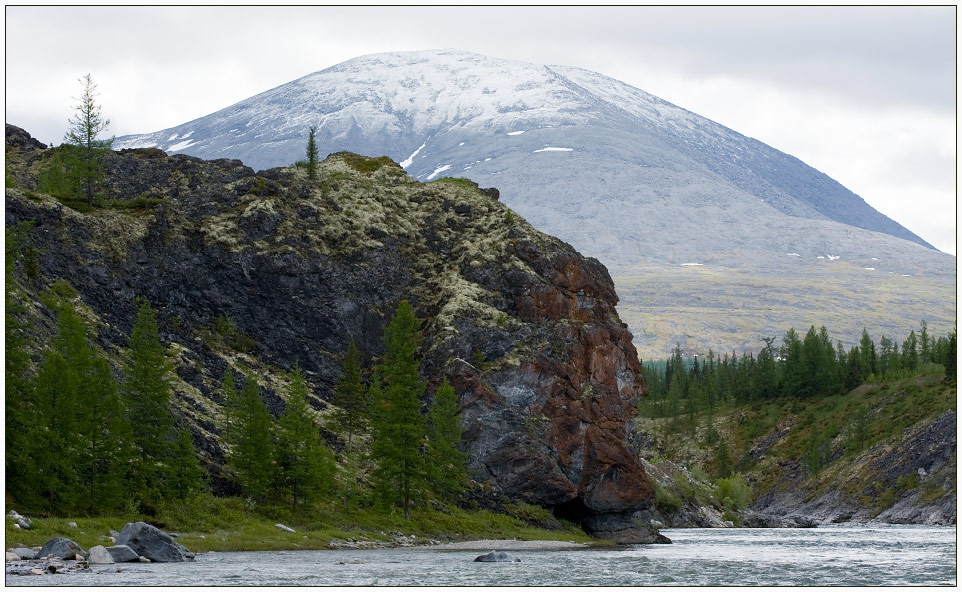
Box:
8;525;955;586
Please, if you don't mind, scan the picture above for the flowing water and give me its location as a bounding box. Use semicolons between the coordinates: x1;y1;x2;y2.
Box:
9;525;955;587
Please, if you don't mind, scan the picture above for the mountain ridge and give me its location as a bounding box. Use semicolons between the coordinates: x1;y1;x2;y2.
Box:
114;49;955;359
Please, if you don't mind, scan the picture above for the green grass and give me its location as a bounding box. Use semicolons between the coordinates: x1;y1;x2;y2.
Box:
4;494;592;554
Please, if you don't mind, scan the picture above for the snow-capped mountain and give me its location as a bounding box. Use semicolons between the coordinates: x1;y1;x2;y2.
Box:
116;49;955;358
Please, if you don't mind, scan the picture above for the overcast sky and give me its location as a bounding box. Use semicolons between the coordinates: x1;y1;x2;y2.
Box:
5;5;957;254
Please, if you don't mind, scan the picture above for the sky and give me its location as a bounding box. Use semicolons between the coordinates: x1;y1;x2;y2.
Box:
5;5;957;255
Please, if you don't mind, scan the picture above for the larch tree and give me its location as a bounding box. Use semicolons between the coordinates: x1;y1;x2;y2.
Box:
64;73;113;205
370;300;428;520
331;338;368;454
275;365;334;509
426;380;468;502
124;298;175;508
232;374;274;504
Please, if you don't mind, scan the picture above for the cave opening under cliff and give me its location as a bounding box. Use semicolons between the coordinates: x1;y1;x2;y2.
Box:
552;496;591;530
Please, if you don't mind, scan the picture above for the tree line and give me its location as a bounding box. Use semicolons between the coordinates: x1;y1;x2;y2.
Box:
5;252;468;519
642;322;956;423
217;300;468;518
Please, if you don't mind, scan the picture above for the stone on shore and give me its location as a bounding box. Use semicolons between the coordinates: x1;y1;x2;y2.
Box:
38;537;85;560
86;545;114;564
106;544;140;563
9;547;36;560
5;552;19;562
116;522;194;562
474;551;521;562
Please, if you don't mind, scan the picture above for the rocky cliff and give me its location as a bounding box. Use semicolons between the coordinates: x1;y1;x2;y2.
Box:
5;124;661;542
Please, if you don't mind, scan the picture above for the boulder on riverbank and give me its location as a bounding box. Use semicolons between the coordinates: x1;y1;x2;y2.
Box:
475;551;521;562
38;537;84;560
86;545;114;564
8;547;36;560
116;522;194;562
106;544;140;563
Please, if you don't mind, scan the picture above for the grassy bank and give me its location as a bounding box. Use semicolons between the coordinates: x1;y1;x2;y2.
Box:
4;496;593;553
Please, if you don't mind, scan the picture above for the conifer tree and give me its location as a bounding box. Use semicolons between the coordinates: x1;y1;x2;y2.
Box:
276;366;333;509
219;368;239;446
124;299;175;507
426;380;468;501
64;73;112;205
232;374;274;504
27;305;132;513
306;125;319;181
331;338;368;453
169;427;205;500
371;300;428;519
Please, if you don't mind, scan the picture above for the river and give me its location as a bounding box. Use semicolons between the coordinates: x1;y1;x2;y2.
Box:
8;525;955;586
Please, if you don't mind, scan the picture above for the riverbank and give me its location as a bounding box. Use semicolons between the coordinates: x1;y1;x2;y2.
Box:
5;495;596;555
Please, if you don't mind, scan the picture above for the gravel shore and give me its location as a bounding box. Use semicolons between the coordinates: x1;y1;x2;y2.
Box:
430;539;590;551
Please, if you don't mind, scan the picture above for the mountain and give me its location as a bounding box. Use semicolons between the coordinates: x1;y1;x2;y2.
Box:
5;124;661;543
115;49;956;359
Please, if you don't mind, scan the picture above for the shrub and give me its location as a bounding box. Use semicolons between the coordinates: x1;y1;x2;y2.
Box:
715;474;752;510
654;481;683;514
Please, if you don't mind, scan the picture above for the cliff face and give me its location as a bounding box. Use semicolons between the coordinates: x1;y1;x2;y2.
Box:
5;124;659;542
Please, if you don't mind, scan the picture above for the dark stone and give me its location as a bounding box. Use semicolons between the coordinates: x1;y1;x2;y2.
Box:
116;522;194;562
474;551;520;562
38;537;84;560
479;187;500;201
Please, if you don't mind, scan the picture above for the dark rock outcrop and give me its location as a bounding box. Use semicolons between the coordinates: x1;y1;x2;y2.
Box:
115;522;194;562
5;124;659;541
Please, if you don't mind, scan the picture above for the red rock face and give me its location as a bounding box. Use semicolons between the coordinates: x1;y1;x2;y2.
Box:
441;241;655;540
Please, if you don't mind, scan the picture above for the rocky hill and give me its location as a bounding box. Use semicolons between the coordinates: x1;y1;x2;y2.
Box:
5;124;661;543
114;49;956;359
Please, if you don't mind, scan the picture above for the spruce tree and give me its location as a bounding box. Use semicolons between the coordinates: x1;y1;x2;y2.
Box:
232;374;274;504
370;300;428;519
331;338;368;453
124;299;174;508
306;125;319;181
426;380;468;502
276;366;334;509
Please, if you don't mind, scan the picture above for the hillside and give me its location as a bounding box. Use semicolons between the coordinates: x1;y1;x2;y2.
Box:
5;124;658;542
113;49;957;360
636;371;956;527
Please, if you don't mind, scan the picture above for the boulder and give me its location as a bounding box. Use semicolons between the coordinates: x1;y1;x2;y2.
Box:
105;545;139;563
6;552;19;562
9;547;35;560
116;522;194;562
474;551;521;563
86;545;114;564
38;537;85;560
16;517;31;530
